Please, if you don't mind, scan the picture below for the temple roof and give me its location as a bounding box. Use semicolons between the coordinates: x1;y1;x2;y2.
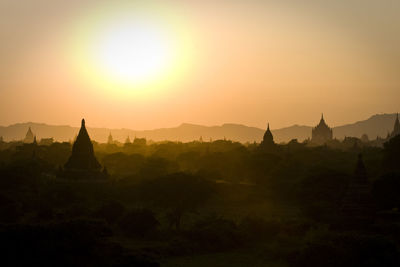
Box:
315;113;331;130
24;127;35;143
64;118;101;170
263;123;274;143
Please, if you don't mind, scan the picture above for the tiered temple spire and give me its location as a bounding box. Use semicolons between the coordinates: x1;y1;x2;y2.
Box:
260;123;276;151
64;119;101;171
108;132;114;144
311;113;333;144
24;127;34;143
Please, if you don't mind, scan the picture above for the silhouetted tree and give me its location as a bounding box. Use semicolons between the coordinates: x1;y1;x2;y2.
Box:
138;172;215;229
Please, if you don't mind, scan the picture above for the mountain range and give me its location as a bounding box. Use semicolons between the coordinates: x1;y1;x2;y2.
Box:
0;113;398;144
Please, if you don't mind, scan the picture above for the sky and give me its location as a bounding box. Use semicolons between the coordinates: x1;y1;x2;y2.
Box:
0;0;399;130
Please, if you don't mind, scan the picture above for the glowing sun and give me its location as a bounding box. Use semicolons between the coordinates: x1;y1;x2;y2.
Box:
67;7;194;98
94;19;171;83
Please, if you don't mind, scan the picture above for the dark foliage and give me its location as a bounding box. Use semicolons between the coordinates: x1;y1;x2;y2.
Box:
119;208;160;238
372;172;400;210
289;233;400;267
184;216;242;252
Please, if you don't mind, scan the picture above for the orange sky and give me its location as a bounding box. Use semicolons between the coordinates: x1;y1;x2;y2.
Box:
0;0;399;130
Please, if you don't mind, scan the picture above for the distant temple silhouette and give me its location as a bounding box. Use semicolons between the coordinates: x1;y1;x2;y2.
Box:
259;123;277;151
24;127;35;143
311;114;333;144
125;136;131;144
108;132;114;144
62;119;107;179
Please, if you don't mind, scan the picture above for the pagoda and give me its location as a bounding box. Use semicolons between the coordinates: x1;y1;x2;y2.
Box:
107;132;114;144
259;123;277;151
23;127;35;143
62;119;106;179
311;114;333;145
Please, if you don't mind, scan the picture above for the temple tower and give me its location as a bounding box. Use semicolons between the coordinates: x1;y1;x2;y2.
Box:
260;123;276;151
125;136;131;144
64;119;101;171
107;132;114;144
24;127;35;143
311;114;333;145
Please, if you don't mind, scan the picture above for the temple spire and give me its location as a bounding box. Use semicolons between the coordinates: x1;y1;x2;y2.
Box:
24;127;35;143
312;113;333;144
108;132;114;144
64;119;101;171
260;122;276;151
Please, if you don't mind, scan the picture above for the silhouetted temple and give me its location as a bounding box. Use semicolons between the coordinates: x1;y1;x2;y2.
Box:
311;114;333;144
341;154;374;220
108;132;114;144
260;123;277;151
65;119;101;170
23;127;35;143
63;119;106;179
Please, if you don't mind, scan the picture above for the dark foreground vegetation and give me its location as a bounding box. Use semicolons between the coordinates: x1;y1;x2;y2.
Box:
1;135;400;266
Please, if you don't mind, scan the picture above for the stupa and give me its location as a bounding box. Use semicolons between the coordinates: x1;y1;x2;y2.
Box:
62;119;106;179
259;123;277;151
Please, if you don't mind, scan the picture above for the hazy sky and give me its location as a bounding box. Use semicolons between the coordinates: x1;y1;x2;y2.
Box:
0;0;399;130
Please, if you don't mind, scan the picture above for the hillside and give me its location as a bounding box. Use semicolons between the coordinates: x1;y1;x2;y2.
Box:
0;113;398;143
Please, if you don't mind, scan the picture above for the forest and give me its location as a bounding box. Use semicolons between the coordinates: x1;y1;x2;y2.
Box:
0;135;400;266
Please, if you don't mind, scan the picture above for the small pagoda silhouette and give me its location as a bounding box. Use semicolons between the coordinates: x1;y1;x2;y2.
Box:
61;119;107;180
23;127;35;143
259;123;277;152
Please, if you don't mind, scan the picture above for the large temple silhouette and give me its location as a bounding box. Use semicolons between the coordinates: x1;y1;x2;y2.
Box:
259;123;277;151
62;119;107;179
311;114;333;144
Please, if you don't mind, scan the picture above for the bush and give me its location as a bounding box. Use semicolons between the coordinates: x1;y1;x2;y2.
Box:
93;201;126;224
289;232;400;267
0;194;21;223
0;219;115;267
239;216;280;242
372;173;400;210
185;216;242;252
119;209;159;238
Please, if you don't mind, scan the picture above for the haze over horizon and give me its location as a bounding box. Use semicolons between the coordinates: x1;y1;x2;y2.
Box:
1;0;399;130
0;112;398;130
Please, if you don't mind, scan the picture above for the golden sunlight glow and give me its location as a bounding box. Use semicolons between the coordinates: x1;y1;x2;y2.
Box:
94;19;171;83
66;5;194;98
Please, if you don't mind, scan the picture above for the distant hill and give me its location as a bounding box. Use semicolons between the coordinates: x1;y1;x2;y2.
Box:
333;113;398;140
0;113;398;143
